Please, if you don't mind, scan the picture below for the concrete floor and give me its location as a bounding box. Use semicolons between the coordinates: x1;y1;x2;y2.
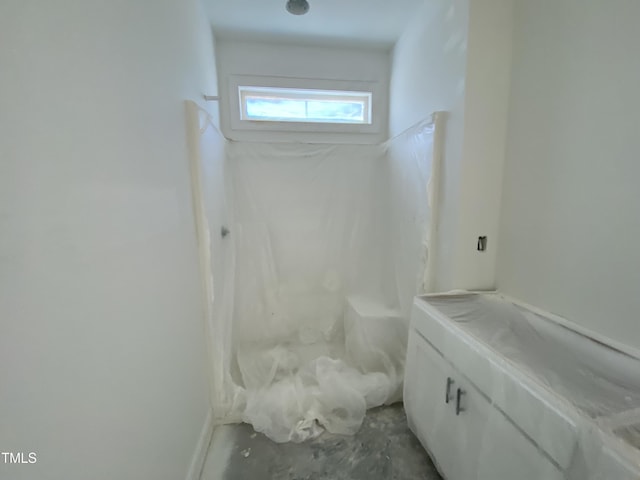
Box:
200;404;442;480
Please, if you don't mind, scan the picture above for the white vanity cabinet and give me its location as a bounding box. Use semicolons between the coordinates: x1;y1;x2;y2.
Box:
405;332;459;476
405;328;564;480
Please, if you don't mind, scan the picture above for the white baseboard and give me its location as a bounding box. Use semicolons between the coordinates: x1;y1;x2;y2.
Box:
186;408;215;480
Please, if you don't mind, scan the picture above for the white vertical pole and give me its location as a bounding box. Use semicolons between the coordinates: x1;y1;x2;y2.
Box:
424;111;446;293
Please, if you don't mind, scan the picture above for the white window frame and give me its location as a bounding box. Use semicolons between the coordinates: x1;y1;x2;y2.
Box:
238;86;373;125
226;74;383;136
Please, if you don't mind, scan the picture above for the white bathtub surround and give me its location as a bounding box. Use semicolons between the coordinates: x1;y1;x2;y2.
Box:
405;293;640;480
187;112;445;442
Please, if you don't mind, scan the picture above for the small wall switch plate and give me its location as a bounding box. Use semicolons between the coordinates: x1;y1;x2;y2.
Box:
477;236;487;252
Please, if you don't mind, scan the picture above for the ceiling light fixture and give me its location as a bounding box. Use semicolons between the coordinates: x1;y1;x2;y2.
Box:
286;0;310;15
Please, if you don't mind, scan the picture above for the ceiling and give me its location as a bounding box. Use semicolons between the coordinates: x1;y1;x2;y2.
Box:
204;0;425;49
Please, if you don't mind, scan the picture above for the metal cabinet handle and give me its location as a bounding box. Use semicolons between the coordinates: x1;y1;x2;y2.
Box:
445;377;454;404
456;388;466;415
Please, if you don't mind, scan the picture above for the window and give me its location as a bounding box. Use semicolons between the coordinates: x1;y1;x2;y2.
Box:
226;75;384;141
239;86;372;125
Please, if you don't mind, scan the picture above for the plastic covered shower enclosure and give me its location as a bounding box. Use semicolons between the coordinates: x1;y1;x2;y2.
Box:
186;101;445;443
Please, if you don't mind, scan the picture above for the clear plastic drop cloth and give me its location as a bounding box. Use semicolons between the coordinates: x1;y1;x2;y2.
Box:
228;141;390;347
383;118;439;318
225;141;390;442
199;117;442;443
406;292;640;480
426;294;640;420
186;103;442;442
185;102;243;422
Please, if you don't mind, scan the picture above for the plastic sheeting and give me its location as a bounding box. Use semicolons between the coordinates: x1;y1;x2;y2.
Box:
229;143;389;442
384;118;440;317
228;142;389;347
186;115;443;443
185;101;241;419
405;292;640;480
227;140;392;442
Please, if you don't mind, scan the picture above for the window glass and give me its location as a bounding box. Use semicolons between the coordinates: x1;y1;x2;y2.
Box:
239;86;372;125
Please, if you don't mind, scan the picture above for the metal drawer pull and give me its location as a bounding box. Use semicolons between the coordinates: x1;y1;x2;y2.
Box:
445;377;454;404
456;388;466;415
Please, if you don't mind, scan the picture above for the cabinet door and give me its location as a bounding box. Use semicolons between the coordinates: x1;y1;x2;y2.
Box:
405;329;564;480
405;330;459;478
453;377;565;480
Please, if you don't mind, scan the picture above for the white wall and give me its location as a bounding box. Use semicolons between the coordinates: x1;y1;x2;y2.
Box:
453;0;513;289
390;0;513;291
389;0;469;291
215;40;390;144
497;0;640;352
0;1;218;479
